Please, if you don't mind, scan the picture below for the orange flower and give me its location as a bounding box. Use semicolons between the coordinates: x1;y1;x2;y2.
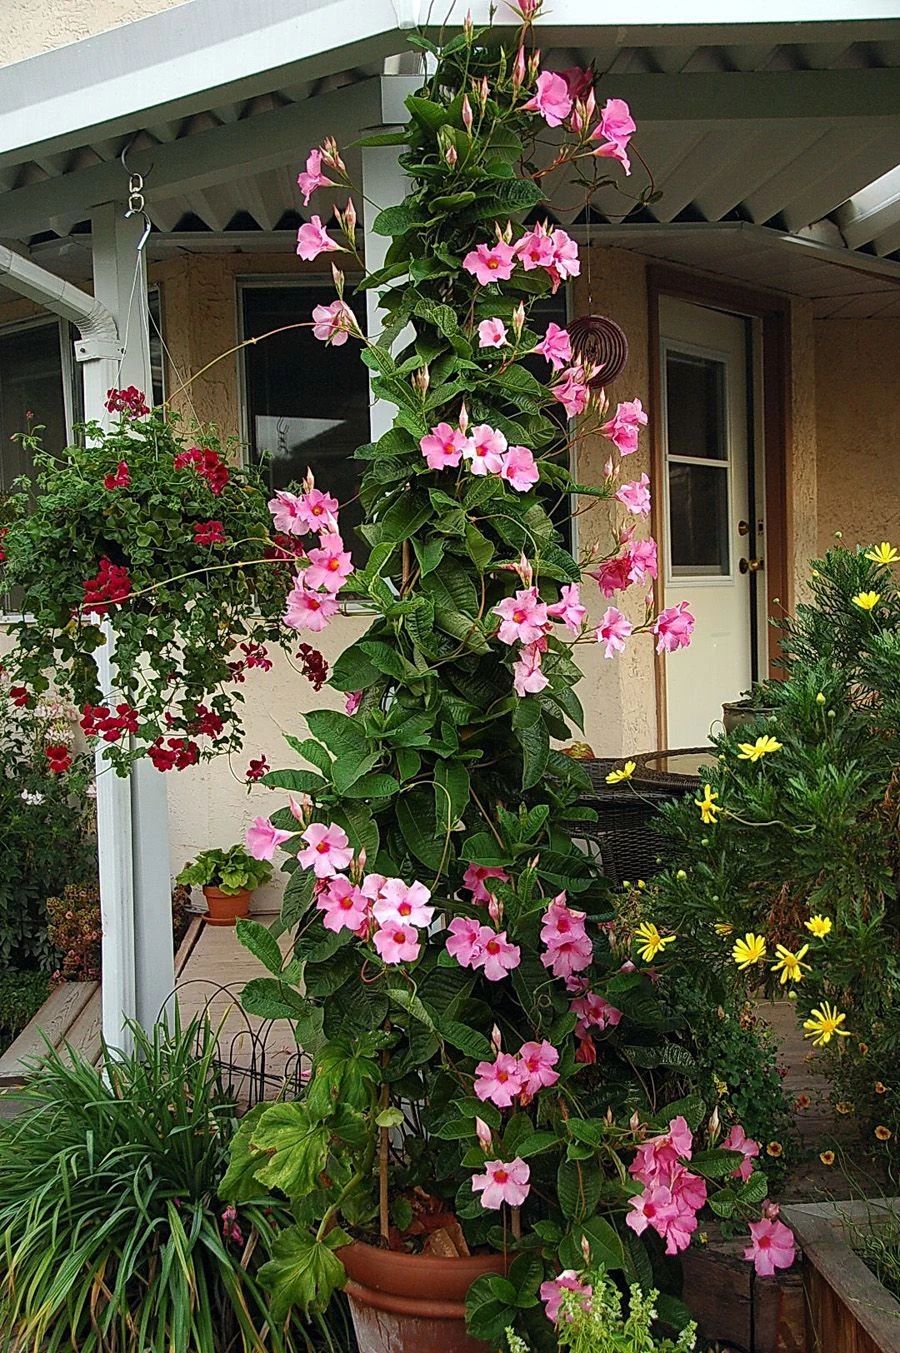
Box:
819;1151;835;1166
874;1082;887;1095
875;1125;892;1142
835;1101;853;1115
766;1141;783;1158
858;1042;869;1055
794;1094;811;1110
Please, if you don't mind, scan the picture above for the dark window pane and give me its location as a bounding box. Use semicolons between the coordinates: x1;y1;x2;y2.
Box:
148;289;165;407
668;462;729;576
665;350;726;461
0;322;66;492
241;285;370;550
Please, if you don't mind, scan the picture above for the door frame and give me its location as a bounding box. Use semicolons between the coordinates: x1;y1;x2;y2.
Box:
647;266;792;747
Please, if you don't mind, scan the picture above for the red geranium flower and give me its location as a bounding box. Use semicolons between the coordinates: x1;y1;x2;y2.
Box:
82;558;132;614
9;685;30;708
103;461;131;490
194;520;226;546
245;755;270;783
46;743;73;773
105;387;149;417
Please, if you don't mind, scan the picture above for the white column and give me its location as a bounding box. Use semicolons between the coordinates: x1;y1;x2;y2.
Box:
88;203;175;1046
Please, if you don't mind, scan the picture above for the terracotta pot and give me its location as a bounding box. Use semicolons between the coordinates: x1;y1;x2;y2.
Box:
202;886;251;926
340;1240;508;1353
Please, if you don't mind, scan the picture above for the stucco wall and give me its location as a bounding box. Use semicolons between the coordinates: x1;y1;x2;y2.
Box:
0;0;191;65
788;298;818;605
814;317;900;557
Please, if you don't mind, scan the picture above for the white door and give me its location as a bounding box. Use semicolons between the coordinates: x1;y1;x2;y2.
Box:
660;297;759;747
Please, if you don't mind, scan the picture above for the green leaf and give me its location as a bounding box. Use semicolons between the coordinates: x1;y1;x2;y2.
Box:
263;768;326;794
235;918;284;976
434;759;470;831
556;1159;601;1221
397;787;445;869
343;771;400;799
405;94;449;133
250;1103;330;1197
281;867;316;928
240;978;315;1022
459;831;513;867
258;1224;349;1318
306;709;367;756
465;1274;514;1344
736;1171;768;1205
691;1148;745;1179
371;202;418;237
438;1019;493;1061
517;715;549;791
375;1106;405;1129
329;644;381;692
218;1104;267;1203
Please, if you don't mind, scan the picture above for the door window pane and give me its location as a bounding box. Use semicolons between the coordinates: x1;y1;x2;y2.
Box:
668;461;729;576
241;285;371;550
0;322;67;492
665;351;726;461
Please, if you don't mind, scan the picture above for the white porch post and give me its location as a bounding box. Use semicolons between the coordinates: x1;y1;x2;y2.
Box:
361;75;420;438
87;203;175;1046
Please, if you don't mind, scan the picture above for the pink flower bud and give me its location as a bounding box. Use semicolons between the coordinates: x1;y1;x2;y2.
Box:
488;895;502;926
491;1024;503;1054
342;197;357;235
512;47;526;89
463;8;473;36
331;263;345;296
458;401;469;435
444;143;458;167
512;302;526;339
479;75;490;107
462;95;474;133
475;1116;493;1152
581;1234;591;1263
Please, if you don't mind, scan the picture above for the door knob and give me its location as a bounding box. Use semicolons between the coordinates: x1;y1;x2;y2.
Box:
739;557;764;574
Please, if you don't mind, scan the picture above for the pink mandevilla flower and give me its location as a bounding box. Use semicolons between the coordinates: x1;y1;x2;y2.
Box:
518;1040;560;1096
601;398;647;455
462;241;517;286
513;640;549;697
297;148;334;205
446;916;487;968
244;817;292;862
471;1157;530;1210
744;1218;796;1277
654;600;695;653
591;98;636;175
462;864;509;903
616;473;652;516
570;991;622;1037
626;537;658;585
626;1184;679;1240
269;490;309;536
547;583;586;633
465;423;507;476
500;445;539;493
345;690;362;715
474;1053;526;1108
552;367;590;418
296;215;342;262
535;322;572;372
297;821;353;878
420;422;468;471
311;299;355;346
317;876;369;933
723;1125;761;1183
493;588;549;645
549;229;580;283
477;928;521;981
540;1271;592;1325
522;70;573;127
373;879;434;929
478;317;509;349
630;1116;694;1186
299;487;341;531
516;224;555;272
283;580;340;633
373;924;421;964
596;605;633;658
304;534;354;592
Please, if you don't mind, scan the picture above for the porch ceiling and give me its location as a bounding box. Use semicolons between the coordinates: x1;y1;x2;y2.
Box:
0;4;898;287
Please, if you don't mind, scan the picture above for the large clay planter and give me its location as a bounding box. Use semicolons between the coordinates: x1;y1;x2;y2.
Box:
202;886;251;927
340;1240;508;1353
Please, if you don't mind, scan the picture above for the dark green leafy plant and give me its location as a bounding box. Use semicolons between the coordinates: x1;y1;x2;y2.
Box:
651;544;900;1156
0;684;96;969
0;1017;343;1353
1;411;294;774
0;970;49;1053
177;845;274;895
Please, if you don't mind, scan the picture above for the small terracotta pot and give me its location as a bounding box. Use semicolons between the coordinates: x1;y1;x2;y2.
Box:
340;1240;508;1353
202;886;251;927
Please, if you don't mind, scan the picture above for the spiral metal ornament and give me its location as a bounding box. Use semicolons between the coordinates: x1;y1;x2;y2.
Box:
568;315;629;389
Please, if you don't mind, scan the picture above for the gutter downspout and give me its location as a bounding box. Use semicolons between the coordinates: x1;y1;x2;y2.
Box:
0;243;135;1051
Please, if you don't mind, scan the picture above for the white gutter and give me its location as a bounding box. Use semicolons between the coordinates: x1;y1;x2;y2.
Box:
0;245;122;360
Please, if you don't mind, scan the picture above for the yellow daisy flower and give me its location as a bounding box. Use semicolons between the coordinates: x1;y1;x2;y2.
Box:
714;922;734;936
803;1001;851;1047
634;922;676;963
852;591;880;612
695;784;721;824
771;942;811;985
737;735;783;762
864;542;899;566
606;760;636;784
804;915;832;938
732;932;767;969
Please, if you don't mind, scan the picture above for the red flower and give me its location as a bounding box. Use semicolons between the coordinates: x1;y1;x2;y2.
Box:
148;737;200;772
0;526;8;562
227;660;246;684
194;520;226;546
246;755;270;783
173;447;229;496
103;460;131;490
82;558;132;615
105;387;149;417
46;743;73;774
190;704;224;738
240;642;272;671
296;643;328;691
9;685;30;708
81;702;139;742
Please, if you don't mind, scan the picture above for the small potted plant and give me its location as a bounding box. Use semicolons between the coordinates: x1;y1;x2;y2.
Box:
176;845;272;926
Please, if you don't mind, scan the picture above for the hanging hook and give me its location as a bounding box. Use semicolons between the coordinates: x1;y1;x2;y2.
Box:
124;208;153;252
119;134;154;181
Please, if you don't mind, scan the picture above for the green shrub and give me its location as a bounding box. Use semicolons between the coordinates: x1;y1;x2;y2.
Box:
177;845;273;895
0;1017;344;1352
0;970;50;1051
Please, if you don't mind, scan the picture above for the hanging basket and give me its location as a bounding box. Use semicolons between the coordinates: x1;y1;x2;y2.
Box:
568;315;629;389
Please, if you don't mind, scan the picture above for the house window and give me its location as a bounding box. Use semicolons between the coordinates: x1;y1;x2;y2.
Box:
240;280;570;549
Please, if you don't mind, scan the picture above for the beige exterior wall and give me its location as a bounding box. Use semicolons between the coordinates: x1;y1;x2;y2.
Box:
1;246;896;905
814;317;900;557
0;0;191;65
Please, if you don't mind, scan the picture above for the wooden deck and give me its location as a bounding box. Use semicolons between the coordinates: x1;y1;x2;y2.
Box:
0;912;302;1099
